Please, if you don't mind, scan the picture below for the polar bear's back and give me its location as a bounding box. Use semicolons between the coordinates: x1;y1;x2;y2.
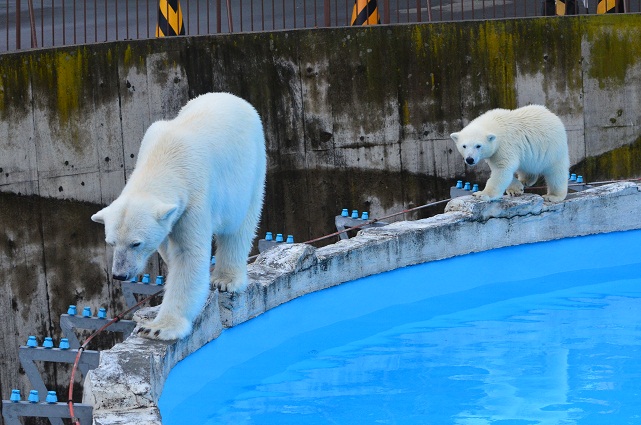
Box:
479;105;568;168
129;93;266;228
475;105;565;139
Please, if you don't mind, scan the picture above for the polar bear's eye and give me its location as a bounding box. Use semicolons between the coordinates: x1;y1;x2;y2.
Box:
131;242;142;248
475;144;482;149
462;144;467;149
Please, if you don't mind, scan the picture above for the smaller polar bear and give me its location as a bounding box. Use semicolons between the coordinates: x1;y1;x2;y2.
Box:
450;105;569;203
91;92;266;340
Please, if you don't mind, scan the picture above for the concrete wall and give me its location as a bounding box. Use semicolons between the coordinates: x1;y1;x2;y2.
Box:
1;15;641;204
1;14;641;419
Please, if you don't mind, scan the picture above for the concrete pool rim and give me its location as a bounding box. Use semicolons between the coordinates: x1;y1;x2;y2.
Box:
83;181;641;424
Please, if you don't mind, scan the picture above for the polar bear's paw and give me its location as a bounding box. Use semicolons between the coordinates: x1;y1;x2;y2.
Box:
211;271;248;293
135;315;192;341
472;191;496;201
506;180;524;197
543;194;565;203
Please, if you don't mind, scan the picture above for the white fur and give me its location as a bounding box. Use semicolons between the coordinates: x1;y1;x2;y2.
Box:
450;105;569;203
91;92;266;340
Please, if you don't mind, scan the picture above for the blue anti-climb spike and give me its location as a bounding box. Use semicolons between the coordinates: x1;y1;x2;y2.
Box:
265;232;273;241
464;182;471;191
10;389;21;403
155;276;165;286
361;211;369;220
570;173;577;181
67;305;77;316
286;235;294;244
142;274;151;284
43;337;54;349
130;276;138;283
26;336;38;348
351;210;359;219
28;390;39;403
577;175;583;183
275;233;284;243
456;180;463;189
472;184;479;192
59;338;70;350
341;208;349;217
46;391;58;404
98;307;107;319
82;307;92;318
211;256;216;265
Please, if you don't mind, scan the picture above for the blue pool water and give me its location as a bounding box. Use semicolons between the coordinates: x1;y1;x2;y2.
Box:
160;230;641;424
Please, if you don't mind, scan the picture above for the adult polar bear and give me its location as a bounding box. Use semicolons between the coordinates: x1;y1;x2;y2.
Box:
450;105;569;203
92;92;266;340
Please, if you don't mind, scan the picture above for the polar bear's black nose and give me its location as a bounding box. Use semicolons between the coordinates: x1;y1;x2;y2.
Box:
112;274;128;281
465;157;475;165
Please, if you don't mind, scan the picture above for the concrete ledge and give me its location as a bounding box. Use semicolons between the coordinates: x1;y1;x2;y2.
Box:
83;182;641;424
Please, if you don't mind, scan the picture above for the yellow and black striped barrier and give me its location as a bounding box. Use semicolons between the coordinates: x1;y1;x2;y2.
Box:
597;0;625;13
156;0;184;37
351;0;380;26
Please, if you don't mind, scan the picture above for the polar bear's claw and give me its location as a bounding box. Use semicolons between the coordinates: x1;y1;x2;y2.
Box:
134;316;192;341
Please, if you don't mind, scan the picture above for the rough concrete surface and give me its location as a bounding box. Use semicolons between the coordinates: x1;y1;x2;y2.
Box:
84;182;641;424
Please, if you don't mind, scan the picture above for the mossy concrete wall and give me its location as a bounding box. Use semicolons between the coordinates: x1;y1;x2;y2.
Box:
0;14;641;413
1;15;640;204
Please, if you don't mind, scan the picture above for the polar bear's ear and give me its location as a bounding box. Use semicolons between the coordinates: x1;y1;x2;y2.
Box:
486;133;497;143
450;132;459;142
91;207;108;224
154;202;180;224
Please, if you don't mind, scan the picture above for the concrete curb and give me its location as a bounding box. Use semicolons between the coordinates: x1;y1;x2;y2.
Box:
83;182;641;424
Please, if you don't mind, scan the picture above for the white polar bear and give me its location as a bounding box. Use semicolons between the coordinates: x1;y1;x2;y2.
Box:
91;92;266;340
450;105;569;203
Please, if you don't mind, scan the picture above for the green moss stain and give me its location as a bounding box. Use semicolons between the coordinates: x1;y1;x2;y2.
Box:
585;15;641;90
55;51;84;122
573;135;641;180
0;54;31;120
480;21;516;109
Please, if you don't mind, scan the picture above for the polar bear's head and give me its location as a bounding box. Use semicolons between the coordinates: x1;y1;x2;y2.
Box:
91;197;180;281
450;131;497;166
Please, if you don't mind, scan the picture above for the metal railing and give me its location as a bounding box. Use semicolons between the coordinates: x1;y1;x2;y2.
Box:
0;1;639;52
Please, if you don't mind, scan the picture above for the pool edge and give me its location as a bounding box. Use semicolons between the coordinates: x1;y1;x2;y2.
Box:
83;182;641;424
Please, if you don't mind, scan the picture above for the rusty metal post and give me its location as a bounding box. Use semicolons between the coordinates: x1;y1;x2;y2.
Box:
227;0;233;32
16;0;21;49
324;0;331;27
216;0;221;32
383;0;390;24
28;0;37;47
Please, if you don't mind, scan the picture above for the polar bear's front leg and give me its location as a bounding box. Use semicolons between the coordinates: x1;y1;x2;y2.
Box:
474;166;517;201
211;232;250;293
505;176;524;197
136;244;211;340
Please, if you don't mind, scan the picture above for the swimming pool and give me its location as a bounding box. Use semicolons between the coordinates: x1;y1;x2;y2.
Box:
159;229;641;424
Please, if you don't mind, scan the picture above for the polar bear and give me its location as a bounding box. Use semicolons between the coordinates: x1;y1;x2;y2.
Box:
450;105;569;203
91;92;266;340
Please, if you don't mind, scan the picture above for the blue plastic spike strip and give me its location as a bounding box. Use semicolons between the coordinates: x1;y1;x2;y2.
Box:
27;390;39;403
265;231;273;241
9;390;20;403
82;307;92;318
67;305;77;316
45;391;57;404
58;338;70;350
286;235;294;244
276;233;284;242
26;336;37;348
42;338;53;349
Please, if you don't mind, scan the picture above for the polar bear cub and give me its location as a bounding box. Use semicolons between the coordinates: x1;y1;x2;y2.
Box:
91;92;266;340
450;105;569;203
